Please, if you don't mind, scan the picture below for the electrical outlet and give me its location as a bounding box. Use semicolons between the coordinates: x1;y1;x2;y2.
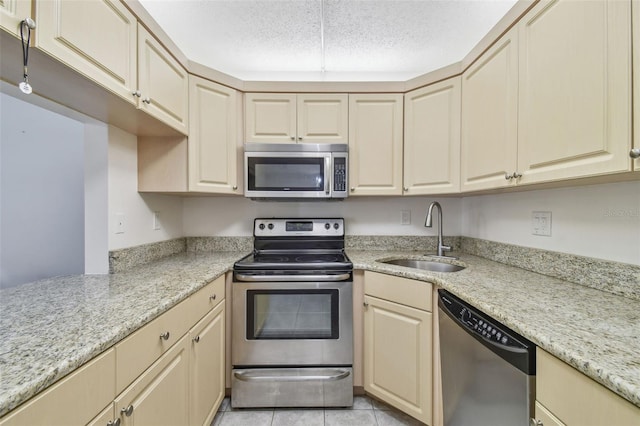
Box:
401;210;411;225
532;211;552;236
115;213;125;234
153;211;161;230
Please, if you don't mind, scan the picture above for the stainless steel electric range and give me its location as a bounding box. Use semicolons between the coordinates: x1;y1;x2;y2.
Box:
231;218;354;408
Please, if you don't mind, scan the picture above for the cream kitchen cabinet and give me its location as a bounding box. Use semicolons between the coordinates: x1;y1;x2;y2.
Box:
633;0;640;172
404;77;461;195
516;0;631;184
0;0;31;38
188;75;242;194
137;24;189;135
0;349;116;426
35;0;138;104
348;94;403;195
189;301;225;426
363;271;432;425
460;27;518;192
533;348;640;426
115;335;190;426
245;93;348;144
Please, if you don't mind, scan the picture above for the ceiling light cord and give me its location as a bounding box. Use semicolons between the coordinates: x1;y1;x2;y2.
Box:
320;0;325;73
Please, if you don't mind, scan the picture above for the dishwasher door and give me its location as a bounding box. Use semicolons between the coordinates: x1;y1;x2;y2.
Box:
438;290;535;426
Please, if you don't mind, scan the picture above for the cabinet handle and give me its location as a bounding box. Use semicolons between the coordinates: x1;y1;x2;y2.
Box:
512;172;522;179
193;335;200;343
350;187;355;192
403;187;408;192
298;137;302;141
132;90;141;98
504;173;513;181
121;405;133;417
630;148;640;159
142;97;151;104
363;302;369;308
232;185;238;190
530;419;543;426
159;331;170;340
107;419;121;426
290;136;295;141
210;294;217;301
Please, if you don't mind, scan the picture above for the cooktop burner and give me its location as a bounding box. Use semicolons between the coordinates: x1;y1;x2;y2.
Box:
294;254;341;263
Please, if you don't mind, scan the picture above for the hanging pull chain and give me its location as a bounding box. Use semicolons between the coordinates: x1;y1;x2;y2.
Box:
19;18;36;94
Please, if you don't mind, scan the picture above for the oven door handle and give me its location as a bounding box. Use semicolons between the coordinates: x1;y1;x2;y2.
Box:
234;369;351;383
234;273;351;282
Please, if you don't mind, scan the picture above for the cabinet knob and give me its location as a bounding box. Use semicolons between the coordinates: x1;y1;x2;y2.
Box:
298;137;302;141
530;419;543;426
504;173;513;181
107;419;121;426
159;331;170;340
193;335;200;343
512;172;522;179
403;187;409;192
232;185;238;190
210;294;217;301
142;97;151;104
350;187;355;192
363;302;369;308
132;90;141;98
290;136;295;141
121;405;134;417
630;148;640;159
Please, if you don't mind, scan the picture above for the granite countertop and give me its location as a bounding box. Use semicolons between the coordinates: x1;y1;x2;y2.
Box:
1;249;639;417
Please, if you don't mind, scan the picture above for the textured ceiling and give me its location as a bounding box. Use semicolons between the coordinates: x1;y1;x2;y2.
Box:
138;0;518;81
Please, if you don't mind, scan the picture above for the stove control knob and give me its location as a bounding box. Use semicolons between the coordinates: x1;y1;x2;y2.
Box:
460;308;472;323
259;223;265;230
333;223;339;230
267;223;274;230
325;223;330;230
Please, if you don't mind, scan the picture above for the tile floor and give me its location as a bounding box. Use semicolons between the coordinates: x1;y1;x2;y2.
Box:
211;395;423;426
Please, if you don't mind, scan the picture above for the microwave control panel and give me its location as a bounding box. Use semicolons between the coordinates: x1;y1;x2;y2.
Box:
333;157;347;192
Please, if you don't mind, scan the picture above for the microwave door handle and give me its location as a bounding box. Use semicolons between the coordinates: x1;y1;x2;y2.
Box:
325;156;331;195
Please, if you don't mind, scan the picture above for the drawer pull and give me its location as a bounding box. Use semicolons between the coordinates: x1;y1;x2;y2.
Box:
159;331;170;340
121;405;133;417
193;335;200;343
107;419;121;426
210;294;217;301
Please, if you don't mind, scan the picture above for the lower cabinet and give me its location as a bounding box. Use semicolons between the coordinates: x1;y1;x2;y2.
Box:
533;348;640;426
363;271;432;425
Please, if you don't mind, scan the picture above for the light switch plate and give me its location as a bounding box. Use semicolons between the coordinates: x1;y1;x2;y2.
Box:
532;211;551;236
115;213;125;234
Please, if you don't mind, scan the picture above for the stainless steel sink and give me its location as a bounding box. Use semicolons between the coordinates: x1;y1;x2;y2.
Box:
379;258;465;273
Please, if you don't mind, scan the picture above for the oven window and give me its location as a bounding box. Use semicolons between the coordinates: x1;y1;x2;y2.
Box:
246;289;339;339
248;157;325;191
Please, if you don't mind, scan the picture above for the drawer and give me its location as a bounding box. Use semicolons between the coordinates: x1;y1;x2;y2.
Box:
115;298;191;394
364;271;432;312
0;349;115;426
189;275;225;326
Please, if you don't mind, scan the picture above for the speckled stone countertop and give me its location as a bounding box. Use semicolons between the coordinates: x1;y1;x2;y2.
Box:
2;248;639;417
349;250;640;409
0;251;244;417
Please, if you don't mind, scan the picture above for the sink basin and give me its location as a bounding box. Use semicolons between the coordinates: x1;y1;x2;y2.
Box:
379;258;465;273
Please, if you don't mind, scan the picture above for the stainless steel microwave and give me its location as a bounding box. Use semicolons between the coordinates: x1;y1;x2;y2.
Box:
244;143;348;200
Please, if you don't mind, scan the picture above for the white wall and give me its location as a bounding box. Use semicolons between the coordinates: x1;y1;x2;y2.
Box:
461;181;640;265
108;125;183;250
183;196;462;237
0;93;85;287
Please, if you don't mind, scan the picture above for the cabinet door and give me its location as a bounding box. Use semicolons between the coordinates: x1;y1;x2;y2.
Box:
189;76;240;194
245;93;296;143
116;336;189;426
0;0;31;37
348;94;403;195
364;295;432;425
633;0;640;172
137;24;189;135
189;301;225;426
0;350;115;426
517;0;632;183
404;77;461;195
461;27;518;192
297;94;348;144
35;0;137;104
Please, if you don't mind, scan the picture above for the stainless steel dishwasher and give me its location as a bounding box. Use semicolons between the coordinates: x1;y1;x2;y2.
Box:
438;289;536;426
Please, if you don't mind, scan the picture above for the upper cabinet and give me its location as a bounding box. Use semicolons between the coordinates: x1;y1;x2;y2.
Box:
137;24;189;135
517;0;632;184
461;28;519;192
633;0;640;172
348;94;403;196
404;77;461;195
35;0;137;103
245;93;348;143
188;75;241;194
0;0;31;37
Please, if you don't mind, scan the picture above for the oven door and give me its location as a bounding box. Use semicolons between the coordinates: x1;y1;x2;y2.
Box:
244;151;332;198
232;280;353;366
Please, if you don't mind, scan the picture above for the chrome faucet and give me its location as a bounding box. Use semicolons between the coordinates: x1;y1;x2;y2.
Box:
425;201;452;258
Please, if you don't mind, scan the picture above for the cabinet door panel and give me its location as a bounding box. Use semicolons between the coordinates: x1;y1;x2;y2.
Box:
138;24;189;135
189;76;239;193
297;94;348;144
190;302;225;426
461;28;518;192
364;295;431;424
0;0;31;37
405;77;461;195
35;0;137;103
245;93;296;143
517;0;631;182
348;94;403;195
